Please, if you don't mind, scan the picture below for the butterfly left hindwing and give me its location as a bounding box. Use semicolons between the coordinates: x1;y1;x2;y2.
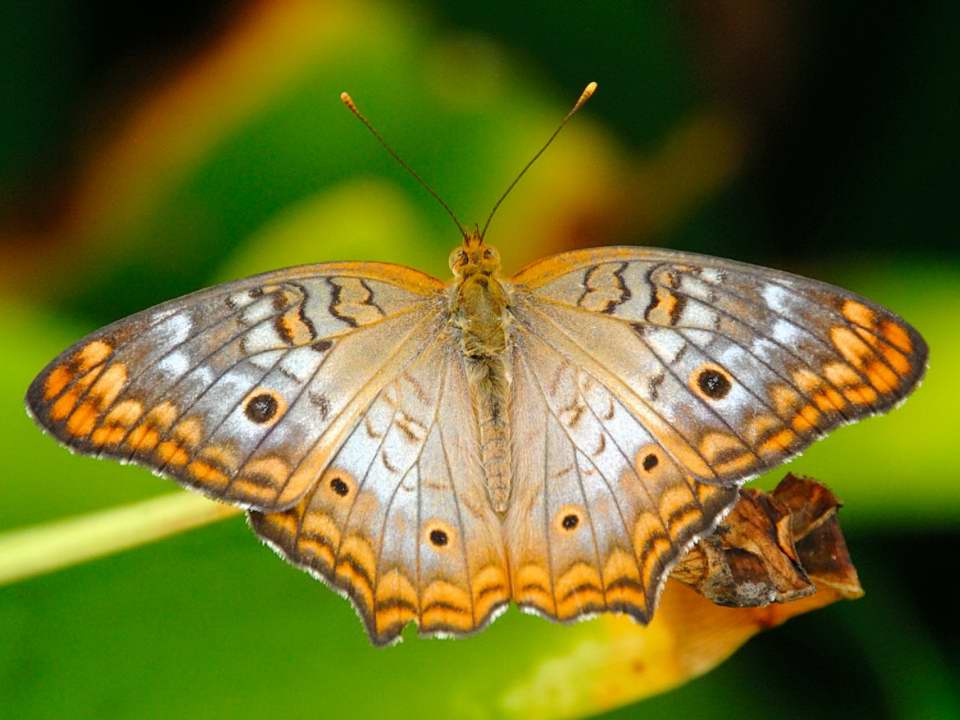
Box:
251;334;511;645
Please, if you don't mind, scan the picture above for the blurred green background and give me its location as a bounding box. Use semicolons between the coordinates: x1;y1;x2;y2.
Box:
2;1;958;718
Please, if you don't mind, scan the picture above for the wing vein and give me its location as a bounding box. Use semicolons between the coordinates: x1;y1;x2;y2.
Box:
436;365;478;628
517;305;719;484
369;346;451;630
762;276;908;392
226;311;442;502
520;351;647;594
81;304;295;446
532;291;853;420
633;323;767;467
571;442;607;606
676;326;800;437
331;389;402;568
683;277;881;409
153;345;296;473
541;387;558;616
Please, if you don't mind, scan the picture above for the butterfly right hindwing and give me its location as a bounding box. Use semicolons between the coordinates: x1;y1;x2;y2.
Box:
506;323;737;623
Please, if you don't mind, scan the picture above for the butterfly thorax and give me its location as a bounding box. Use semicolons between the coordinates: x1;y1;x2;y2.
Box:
449;236;513;514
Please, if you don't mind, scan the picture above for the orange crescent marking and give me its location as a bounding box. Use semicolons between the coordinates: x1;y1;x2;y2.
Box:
841;300;876;328
43;366;74;401
76;341;113;372
881;320;913;353
66;401;99;437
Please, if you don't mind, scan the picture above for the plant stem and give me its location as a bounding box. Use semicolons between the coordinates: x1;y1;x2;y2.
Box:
0;492;241;587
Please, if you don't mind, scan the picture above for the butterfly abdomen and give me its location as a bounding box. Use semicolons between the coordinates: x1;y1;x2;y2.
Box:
465;356;512;514
451;270;514;514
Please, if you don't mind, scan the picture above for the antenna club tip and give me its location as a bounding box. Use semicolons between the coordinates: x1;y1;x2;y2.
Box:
339;91;356;110
569;82;598;114
578;82;597;105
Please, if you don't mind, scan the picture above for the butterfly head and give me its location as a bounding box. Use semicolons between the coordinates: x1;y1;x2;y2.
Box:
449;232;501;278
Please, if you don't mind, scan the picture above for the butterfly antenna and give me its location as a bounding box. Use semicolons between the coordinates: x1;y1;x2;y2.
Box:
340;91;468;238
480;81;597;240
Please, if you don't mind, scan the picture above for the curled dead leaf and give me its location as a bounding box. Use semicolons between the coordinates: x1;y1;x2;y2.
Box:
672;474;861;606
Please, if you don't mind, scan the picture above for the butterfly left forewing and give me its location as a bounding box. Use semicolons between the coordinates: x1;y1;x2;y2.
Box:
27;263;447;511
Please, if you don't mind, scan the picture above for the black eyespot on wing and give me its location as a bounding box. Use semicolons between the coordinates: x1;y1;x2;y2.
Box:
696;368;731;399
330;477;349;497
642;453;659;472
245;393;279;423
561;514;579;530
429;529;448;546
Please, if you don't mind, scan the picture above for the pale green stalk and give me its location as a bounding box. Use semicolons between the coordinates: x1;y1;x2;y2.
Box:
0;492;240;587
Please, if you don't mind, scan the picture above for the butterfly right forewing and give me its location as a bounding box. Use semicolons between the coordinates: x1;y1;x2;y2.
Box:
511;247;927;486
506;245;926;626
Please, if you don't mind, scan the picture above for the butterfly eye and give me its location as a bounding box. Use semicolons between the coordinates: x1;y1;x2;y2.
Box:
483;249;493;260
447;249;467;273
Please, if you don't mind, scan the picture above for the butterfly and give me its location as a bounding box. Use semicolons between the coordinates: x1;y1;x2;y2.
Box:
26;84;927;645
